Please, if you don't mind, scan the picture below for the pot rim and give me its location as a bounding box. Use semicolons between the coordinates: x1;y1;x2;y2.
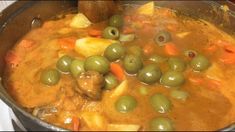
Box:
0;1;234;131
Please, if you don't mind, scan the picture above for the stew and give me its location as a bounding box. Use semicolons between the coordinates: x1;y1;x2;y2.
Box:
4;2;235;131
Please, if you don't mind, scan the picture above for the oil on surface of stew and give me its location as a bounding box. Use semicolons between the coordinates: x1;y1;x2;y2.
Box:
4;2;235;131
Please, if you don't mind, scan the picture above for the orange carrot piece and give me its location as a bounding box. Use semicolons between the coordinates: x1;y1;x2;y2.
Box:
88;29;102;37
143;44;154;55
164;43;179;56
110;63;125;81
5;51;21;67
18;39;34;49
188;76;204;84
123;26;134;34
72;116;80;131
58;37;76;50
219;52;235;64
206;79;221;89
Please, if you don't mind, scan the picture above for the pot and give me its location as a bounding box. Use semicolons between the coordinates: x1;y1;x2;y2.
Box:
0;0;234;131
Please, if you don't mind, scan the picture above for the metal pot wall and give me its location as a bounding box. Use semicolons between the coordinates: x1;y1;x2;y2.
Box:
0;0;234;131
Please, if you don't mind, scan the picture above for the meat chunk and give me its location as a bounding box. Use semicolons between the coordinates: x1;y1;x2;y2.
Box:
32;105;57;119
75;71;104;100
78;1;116;23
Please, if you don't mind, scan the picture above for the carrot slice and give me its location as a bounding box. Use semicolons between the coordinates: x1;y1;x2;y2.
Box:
110;63;125;81
219;51;235;64
164;43;179;56
58;37;76;50
72;116;80;131
88;29;102;37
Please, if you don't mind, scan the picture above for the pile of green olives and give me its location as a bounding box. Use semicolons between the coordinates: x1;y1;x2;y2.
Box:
38;14;215;131
40;55;84;85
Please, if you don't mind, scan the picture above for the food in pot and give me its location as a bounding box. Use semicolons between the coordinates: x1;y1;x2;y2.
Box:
4;1;235;131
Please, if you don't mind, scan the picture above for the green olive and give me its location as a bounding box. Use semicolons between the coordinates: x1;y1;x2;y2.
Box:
84;55;110;74
115;95;137;113
104;43;126;61
56;55;73;73
170;89;189;101
127;46;143;57
150;93;172;113
154;30;172;46
137;64;162;84
40;69;60;86
109;15;124;28
123;55;143;74
104;74;118;90
102;26;120;39
190;55;210;71
70;59;85;77
168;57;186;72
149;55;168;63
160;71;185;87
149;117;174;131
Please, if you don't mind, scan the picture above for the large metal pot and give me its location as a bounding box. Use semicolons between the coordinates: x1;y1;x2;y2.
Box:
0;0;235;131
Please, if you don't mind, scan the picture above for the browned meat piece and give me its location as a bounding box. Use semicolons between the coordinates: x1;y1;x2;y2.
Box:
75;71;104;100
32;105;57;119
78;1;117;23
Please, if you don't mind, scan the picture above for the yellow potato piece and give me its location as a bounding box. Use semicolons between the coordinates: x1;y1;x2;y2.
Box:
75;37;117;57
110;80;128;98
107;124;140;131
81;112;108;130
70;13;92;28
137;1;154;16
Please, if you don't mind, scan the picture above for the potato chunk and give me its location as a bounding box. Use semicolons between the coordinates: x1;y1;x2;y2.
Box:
82;112;108;130
70;13;92;28
137;1;154;16
75;37;117;57
110;80;128;98
107;124;140;131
